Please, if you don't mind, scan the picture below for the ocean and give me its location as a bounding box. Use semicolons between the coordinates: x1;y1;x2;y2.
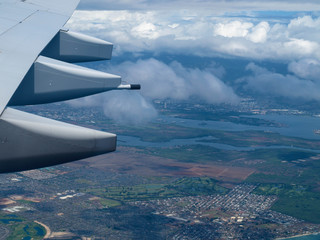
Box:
283;234;320;240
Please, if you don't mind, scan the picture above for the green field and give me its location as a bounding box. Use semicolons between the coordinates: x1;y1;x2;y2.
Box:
83;177;228;204
108;123;212;142
144;144;318;172
0;214;45;240
246;149;320;186
198;130;320;150
157;106;283;127
141;139;320;223
99;198;122;208
143;144;238;163
253;184;320;223
21;104;320;224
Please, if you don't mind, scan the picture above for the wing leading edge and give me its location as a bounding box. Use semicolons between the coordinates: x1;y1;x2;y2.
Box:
0;0;140;173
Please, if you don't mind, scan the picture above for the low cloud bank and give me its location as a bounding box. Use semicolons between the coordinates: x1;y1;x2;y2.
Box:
68;59;238;124
107;58;239;104
103;91;158;124
68;91;158;125
241;59;320;101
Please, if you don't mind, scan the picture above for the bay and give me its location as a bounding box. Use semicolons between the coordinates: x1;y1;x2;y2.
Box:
155;114;320;140
118;113;320;151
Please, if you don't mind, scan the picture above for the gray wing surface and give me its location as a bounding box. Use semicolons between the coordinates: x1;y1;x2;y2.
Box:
0;0;79;114
0;0;140;173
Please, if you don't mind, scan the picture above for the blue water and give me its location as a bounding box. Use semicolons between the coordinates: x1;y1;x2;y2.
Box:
284;233;320;240
35;226;45;236
118;135;320;153
118;113;320;151
0;219;22;224
250;114;320;140
155;114;320;140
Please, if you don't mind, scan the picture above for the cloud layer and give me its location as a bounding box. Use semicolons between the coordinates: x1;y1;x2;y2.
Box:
67;12;320;61
66;7;320;116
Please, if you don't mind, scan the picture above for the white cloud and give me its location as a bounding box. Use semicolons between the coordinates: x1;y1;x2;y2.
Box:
287;16;320;42
214;21;253;38
67;94;102;108
67;58;239;123
288;59;320;82
67;11;320;61
104;58;239;104
241;63;320;101
110;59;189;100
284;38;318;56
247;22;270;43
65;6;320;105
168;23;179;29
103;91;158;124
67;90;158;125
131;22;159;39
289;15;320;28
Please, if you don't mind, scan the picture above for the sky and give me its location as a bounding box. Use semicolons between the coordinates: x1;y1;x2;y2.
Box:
66;0;320;123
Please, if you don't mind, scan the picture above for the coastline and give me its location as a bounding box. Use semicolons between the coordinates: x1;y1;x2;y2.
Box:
276;232;320;240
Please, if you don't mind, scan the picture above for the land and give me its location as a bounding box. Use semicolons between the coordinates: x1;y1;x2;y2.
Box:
1;100;320;239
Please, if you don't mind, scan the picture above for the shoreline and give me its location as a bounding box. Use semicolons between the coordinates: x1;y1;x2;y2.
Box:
34;220;51;239
276;232;320;240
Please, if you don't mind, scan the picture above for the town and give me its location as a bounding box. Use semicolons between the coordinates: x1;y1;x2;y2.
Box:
0;167;319;239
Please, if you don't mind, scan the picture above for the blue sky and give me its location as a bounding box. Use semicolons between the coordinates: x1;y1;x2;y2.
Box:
77;0;320;12
66;0;320;123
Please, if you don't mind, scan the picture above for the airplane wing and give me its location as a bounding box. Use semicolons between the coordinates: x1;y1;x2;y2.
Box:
0;0;139;173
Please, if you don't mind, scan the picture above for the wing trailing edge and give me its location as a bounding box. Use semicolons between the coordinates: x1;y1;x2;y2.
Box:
0;0;80;114
0;0;140;173
0;108;116;173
